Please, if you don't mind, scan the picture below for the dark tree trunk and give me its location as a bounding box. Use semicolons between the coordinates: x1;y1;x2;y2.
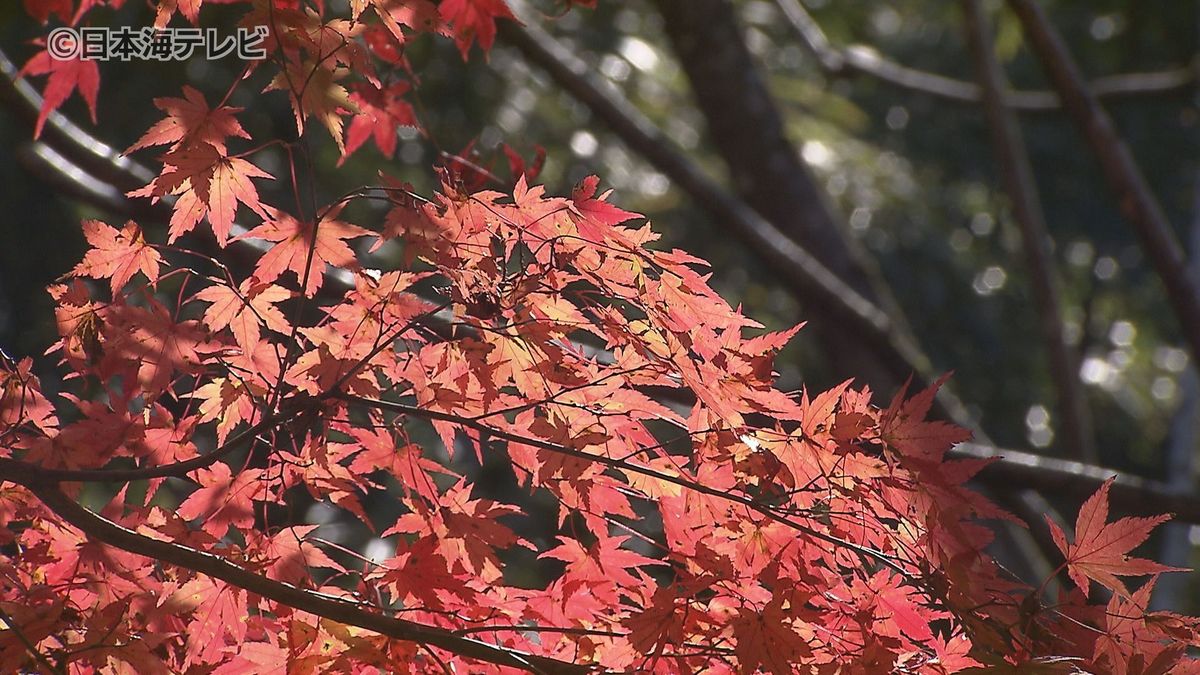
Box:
652;0;914;392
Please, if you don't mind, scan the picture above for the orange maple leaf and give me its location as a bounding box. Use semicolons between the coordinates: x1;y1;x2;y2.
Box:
125;85;249;155
72;220;161;294
268;59;358;154
1047;478;1186;598
240;205;371;296
193;278;291;353
129;142;273;246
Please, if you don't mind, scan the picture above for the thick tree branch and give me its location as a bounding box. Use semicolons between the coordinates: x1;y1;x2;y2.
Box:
962;0;1094;463
774;0;1198;112
16;483;594;675
1007;0;1200;370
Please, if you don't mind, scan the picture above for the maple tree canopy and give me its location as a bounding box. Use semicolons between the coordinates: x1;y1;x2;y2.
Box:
2;0;1199;673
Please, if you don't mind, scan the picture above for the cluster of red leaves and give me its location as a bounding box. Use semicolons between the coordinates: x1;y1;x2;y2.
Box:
3;1;1200;674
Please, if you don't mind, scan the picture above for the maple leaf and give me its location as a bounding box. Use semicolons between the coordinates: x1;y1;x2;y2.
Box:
268;59;359;153
130;142;273;246
126;85;250;155
259;525;342;585
880;374;972;461
191;376;264;445
170;576;249;667
343;428;447;503
569;175;642;244
72;220;161;294
154;0;204;26
1046;478;1185;598
240;205;371;296
370;0;444;44
623;586;686;654
107;301;217;396
439;0;517;58
732;596;813;674
193;278;292;353
0;357;56;434
341;81;418;164
20;47;99;139
374;536;474;610
541;535;660;603
501;143;546;183
178;463;263;537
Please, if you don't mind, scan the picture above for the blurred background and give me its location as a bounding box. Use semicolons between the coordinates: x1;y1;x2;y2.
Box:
2;0;1199;609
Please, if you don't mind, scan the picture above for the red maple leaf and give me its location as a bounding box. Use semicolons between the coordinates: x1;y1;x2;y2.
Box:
341;80;417;164
501;143;546;183
880;374;971;461
20;47;99;139
240;205;371;296
569;175;642;243
370;0;444;44
177;463;263;537
259;525;343;585
439;0;517;58
72;220;161;294
1047;478;1186;598
107;301;216;396
126;85;250;155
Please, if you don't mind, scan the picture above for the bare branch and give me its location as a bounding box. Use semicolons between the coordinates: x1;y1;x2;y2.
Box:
962;0;1095;462
774;0;1197;112
1006;0;1200;377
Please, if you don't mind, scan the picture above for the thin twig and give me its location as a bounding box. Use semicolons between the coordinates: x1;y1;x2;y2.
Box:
0;604;62;675
774;0;1197;112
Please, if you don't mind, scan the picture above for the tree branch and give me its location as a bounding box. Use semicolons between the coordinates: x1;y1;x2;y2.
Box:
951;442;1200;522
7;37;1199;536
1006;0;1200;370
774;0;1198;112
962;0;1095;462
335;393;914;576
16;483;594;675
